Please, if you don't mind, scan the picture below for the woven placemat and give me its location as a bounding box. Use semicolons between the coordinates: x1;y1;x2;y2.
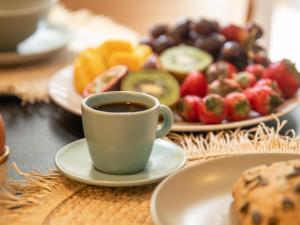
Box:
0;4;139;104
1;121;300;225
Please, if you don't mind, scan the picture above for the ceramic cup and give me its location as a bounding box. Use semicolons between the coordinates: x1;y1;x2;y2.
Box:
0;0;56;51
82;91;173;175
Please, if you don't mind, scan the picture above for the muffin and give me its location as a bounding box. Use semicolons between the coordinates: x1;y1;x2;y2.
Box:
232;159;300;225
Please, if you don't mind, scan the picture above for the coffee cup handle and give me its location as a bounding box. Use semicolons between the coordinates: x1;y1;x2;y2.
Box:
156;105;173;139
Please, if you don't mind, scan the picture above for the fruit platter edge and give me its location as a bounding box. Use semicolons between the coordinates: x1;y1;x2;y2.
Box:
49;65;300;132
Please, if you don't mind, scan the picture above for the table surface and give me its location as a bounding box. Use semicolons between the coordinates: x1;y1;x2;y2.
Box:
1;97;84;178
1;96;300;178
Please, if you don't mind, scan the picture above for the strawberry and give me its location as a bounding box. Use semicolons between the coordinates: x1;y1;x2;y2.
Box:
180;72;207;97
248;86;283;115
245;64;265;79
221;24;248;44
205;61;237;83
198;94;227;124
208;78;242;97
177;95;201;122
234;72;256;89
263;59;300;98
243;87;255;107
225;92;251;121
255;78;282;94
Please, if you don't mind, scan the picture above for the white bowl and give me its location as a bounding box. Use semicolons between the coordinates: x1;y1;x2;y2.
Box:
0;146;9;186
0;0;56;51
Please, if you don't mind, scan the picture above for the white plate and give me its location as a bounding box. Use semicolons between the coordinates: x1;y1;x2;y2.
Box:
151;153;300;225
55;138;186;187
49;66;300;132
0;22;70;66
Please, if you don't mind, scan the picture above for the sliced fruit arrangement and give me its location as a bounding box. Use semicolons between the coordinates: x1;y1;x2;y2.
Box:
73;40;152;94
175;58;299;124
73;17;300;125
73;48;106;94
120;70;180;107
160;45;213;79
83;65;128;98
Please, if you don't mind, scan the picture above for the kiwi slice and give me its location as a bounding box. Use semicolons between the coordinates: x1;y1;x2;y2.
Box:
160;45;213;79
121;70;180;107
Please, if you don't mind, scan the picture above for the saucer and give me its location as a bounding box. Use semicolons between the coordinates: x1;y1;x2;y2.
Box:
0;21;70;66
55;138;186;187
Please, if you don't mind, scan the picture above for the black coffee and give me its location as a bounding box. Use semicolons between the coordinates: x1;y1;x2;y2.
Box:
92;102;149;113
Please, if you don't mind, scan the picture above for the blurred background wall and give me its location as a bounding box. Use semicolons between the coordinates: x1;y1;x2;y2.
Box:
61;0;249;35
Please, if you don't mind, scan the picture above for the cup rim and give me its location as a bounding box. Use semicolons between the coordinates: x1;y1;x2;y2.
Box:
0;0;57;17
82;91;160;116
0;146;9;165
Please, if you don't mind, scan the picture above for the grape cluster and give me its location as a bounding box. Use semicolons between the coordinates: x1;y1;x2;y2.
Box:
140;17;269;70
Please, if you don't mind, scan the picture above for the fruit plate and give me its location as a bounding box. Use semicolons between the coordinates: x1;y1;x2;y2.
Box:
49;66;300;132
150;153;300;225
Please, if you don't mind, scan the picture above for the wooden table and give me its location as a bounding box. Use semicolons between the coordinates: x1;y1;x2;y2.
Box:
1;95;300;178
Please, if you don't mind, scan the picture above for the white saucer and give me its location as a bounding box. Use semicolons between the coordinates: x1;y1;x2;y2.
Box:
55;138;186;187
0;21;70;66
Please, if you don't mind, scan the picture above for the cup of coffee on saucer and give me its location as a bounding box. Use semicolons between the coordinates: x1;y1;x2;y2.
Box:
0;0;57;51
55;91;186;186
81;91;174;175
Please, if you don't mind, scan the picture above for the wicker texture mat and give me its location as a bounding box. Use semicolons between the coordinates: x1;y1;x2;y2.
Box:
0;4;138;104
1;121;300;225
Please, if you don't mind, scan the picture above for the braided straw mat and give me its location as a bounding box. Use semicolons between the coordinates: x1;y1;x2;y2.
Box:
0;4;139;104
1;120;300;225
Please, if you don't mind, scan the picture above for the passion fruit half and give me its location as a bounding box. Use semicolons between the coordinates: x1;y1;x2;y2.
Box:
83;65;128;97
120;70;180;107
160;45;213;80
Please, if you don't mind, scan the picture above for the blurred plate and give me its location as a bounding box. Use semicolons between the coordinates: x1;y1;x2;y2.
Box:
0;22;70;66
49;66;300;132
150;153;300;225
